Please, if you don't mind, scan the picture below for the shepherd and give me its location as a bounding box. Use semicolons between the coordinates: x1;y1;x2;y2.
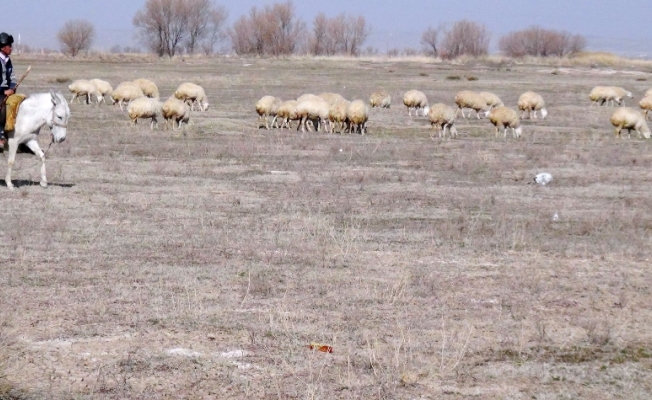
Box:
0;32;16;149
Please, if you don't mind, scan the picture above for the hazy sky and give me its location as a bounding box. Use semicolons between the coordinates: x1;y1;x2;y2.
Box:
7;0;652;56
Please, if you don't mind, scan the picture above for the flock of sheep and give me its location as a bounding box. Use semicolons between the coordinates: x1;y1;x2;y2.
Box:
255;92;375;134
67;78;210;129
255;84;652;140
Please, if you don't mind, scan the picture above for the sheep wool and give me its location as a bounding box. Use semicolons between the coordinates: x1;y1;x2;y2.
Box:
403;90;429;117
127;97;163;130
255;95;283;129
318;92;346;106
610;107;651;139
639;96;652;120
517;91;547;119
68;79;100;105
369;90;391;108
296;98;330;132
112;82;145;111
132;78;159;99
488;106;522;138
328;100;351;134
89;79;113;105
162;96;190;130
275;100;299;130
428;103;458;138
479;91;504;109
174;82;209;111
454;91;490;119
346;100;370;135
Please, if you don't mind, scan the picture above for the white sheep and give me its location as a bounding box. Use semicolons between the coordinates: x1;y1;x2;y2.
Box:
610;107;651;139
639;95;652;120
488;106;522;138
454;90;490;119
479;91;504;109
403;90;429;116
646;89;652;97
127;97;163;129
589;86;630;107
275;100;300;130
517;91;547;119
162;96;190;130
347;100;370;135
317;92;346;106
68;79;100;105
174;82;209;111
428;103;458;138
609;86;633;106
255;95;282;129
296;93;322;103
132;78;159;99
369;90;391;108
89;79;113;105
112;82;145;111
328;100;351;134
296;97;330;132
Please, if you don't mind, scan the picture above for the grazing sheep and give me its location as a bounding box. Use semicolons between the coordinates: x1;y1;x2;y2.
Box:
609;86;633;106
132;78;159;98
610;107;651;139
296;93;322;103
517;91;548;119
89;79;113;105
488;106;522;138
328;100;351;134
111;82;145;111
403;90;429;116
369;90;391;108
639;95;652;119
174;82;209;111
296;97;330;132
427;103;458;138
255;95;282;129
318;92;346;106
162;96;190;130
454;90;490;119
127;97;163;129
590;86;630;107
275;100;300;130
68;79;100;105
346;100;370;135
532;172;553;186
479;91;504;109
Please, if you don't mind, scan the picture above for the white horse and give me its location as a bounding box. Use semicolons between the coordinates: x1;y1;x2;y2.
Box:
4;91;70;189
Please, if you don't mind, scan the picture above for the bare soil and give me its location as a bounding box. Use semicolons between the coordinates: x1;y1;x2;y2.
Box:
1;55;652;399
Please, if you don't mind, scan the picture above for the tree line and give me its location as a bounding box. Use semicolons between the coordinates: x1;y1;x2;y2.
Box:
55;0;587;59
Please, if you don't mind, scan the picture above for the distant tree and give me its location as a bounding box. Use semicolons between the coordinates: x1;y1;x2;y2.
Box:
229;1;305;56
499;26;586;57
420;26;440;57
133;0;226;57
307;13;370;56
198;7;229;55
57;19;95;56
440;20;490;59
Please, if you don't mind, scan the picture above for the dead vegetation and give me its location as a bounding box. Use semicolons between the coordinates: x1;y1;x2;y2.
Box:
1;54;652;398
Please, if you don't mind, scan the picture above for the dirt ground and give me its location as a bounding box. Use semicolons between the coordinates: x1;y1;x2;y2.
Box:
1;55;652;399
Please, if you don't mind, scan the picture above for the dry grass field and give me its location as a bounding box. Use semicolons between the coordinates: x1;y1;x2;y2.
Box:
1;54;652;399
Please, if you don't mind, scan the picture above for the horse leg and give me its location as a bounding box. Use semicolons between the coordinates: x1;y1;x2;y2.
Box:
24;140;48;187
4;138;19;190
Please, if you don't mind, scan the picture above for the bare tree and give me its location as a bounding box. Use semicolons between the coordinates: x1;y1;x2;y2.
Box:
229;1;305;56
307;13;369;56
421;26;440;57
440;20;490;59
183;0;228;54
133;0;188;57
199;7;229;55
57;19;95;57
499;26;587;58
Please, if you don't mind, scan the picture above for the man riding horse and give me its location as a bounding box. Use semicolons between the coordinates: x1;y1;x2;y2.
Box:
0;32;16;150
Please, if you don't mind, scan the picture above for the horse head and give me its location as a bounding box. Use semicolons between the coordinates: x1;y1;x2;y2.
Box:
49;90;70;143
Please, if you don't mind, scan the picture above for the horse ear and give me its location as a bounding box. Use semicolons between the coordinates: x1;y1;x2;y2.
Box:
50;90;59;105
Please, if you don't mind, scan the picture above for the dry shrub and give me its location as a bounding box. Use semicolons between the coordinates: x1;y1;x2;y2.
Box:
499;26;586;58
